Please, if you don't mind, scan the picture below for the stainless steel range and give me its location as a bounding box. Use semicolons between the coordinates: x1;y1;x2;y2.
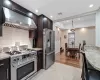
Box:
6;50;37;80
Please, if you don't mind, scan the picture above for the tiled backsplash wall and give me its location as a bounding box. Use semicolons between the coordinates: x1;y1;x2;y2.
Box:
0;26;32;48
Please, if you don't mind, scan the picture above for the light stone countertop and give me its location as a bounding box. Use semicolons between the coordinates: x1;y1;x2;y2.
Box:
28;48;43;51
0;53;10;60
82;49;100;71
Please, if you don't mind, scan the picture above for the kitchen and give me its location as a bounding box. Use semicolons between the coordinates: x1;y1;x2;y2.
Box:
0;0;55;80
0;0;100;80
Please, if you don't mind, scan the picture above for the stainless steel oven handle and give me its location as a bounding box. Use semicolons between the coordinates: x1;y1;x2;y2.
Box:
7;68;8;80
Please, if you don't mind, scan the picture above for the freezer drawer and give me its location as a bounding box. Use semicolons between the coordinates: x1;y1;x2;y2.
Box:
45;52;55;69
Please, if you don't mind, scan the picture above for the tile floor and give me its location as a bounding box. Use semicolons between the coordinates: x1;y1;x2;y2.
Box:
31;62;82;80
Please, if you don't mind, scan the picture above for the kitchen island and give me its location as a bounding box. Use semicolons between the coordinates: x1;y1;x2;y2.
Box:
81;47;100;71
81;46;100;80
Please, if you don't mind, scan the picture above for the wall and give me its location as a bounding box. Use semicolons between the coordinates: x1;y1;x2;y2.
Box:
53;25;61;54
0;26;32;48
96;10;100;47
59;27;95;50
60;30;67;51
75;27;95;46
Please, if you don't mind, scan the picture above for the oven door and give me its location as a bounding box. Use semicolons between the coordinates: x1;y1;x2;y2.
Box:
17;59;37;80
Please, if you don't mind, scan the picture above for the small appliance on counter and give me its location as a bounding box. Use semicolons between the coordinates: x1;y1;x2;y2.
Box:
43;28;55;69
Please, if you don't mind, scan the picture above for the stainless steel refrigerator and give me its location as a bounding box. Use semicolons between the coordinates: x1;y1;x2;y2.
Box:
43;28;55;69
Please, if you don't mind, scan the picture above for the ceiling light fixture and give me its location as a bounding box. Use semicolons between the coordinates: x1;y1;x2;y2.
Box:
71;19;75;32
35;9;38;13
5;0;11;5
50;16;53;18
67;20;69;22
68;29;71;33
78;18;81;20
89;4;94;8
28;13;33;17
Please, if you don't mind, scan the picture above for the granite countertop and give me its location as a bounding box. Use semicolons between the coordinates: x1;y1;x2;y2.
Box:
28;48;43;51
82;49;100;71
0;53;10;60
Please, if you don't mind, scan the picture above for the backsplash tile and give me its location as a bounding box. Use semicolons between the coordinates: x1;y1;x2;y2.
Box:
0;26;32;48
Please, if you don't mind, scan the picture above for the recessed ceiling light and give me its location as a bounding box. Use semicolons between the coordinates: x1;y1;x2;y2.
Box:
78;18;81;20
50;16;53;18
35;9;38;13
89;4;94;8
43;17;47;21
28;13;33;16
5;0;11;5
67;20;69;22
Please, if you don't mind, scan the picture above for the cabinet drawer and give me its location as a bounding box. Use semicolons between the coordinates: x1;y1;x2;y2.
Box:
0;58;10;68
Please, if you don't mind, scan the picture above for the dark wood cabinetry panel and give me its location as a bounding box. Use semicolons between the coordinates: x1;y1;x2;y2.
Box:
0;58;10;80
29;30;37;38
37;50;43;71
37;15;53;48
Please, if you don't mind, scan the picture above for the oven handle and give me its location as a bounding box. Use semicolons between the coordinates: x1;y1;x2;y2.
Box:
7;68;9;80
17;58;37;68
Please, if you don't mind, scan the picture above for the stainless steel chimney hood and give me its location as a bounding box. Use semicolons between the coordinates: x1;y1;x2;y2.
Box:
2;7;37;30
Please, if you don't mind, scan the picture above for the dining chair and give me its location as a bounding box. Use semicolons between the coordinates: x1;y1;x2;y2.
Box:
65;43;69;56
76;43;81;59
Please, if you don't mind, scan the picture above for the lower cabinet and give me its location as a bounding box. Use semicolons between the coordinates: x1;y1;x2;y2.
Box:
37;50;43;71
0;58;10;80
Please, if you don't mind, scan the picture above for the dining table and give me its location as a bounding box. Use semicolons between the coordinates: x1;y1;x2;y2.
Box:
67;47;79;58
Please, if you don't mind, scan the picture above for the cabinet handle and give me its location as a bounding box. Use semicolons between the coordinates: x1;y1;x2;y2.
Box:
0;63;4;67
7;69;9;80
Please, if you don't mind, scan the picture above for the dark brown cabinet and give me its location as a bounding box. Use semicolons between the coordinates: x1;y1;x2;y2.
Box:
37;15;53;48
0;3;3;36
0;58;10;80
37;50;43;71
38;15;53;30
29;30;37;38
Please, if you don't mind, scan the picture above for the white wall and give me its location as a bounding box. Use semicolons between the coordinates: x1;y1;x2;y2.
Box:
96;10;100;47
53;25;60;54
75;27;95;46
0;26;32;48
59;27;95;50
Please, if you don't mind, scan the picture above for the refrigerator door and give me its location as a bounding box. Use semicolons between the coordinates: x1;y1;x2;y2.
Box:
43;29;55;69
44;29;55;54
45;51;55;69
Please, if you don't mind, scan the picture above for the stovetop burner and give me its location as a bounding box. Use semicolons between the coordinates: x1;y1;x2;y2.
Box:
6;51;21;55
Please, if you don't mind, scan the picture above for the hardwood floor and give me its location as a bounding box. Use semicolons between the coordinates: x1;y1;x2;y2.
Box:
55;52;80;68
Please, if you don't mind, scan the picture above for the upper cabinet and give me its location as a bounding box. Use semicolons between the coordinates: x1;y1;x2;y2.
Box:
36;15;53;48
38;15;53;30
96;10;100;47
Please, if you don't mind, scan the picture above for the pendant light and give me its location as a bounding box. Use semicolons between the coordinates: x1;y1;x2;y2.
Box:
71;19;75;32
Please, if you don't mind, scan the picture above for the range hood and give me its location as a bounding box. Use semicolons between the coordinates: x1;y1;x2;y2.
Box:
2;7;37;30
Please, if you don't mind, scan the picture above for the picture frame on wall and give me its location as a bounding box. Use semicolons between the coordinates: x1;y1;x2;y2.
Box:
64;35;67;39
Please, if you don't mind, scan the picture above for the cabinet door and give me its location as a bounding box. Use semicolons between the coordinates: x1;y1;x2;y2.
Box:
48;19;53;30
43;17;48;29
0;58;10;80
0;6;3;36
0;65;9;80
37;51;43;71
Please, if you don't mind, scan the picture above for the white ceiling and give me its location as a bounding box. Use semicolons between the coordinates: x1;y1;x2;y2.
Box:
54;14;95;29
12;0;100;21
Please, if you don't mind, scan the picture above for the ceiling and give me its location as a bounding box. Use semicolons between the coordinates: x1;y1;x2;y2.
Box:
54;14;95;29
12;0;100;21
